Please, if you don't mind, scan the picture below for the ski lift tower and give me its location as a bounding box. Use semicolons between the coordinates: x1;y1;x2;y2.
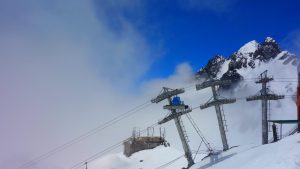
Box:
196;79;236;151
246;70;284;144
152;87;195;168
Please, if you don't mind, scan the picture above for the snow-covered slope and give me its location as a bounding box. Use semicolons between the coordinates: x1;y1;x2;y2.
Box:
237;40;259;54
90;134;300;169
191;133;300;169
89;146;187;169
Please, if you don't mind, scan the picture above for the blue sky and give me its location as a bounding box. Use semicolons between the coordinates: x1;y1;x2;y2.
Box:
93;0;300;79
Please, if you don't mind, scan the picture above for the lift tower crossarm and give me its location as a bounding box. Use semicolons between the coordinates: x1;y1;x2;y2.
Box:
196;79;232;90
163;104;188;110
158;108;192;125
152;87;195;168
200;98;236;109
151;87;184;103
255;77;274;84
246;94;284;101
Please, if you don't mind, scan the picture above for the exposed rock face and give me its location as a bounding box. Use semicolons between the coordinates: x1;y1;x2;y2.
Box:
253;37;281;62
196;55;225;79
220;69;243;89
228;40;259;70
196;37;297;89
228;54;248;70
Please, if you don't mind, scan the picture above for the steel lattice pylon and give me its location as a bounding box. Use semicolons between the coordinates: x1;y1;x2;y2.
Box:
152;87;195;168
196;79;236;151
246;70;284;144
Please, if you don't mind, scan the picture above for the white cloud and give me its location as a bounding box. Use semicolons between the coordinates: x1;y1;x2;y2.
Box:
0;0;154;168
0;0;152;86
0;1;202;168
141;62;195;93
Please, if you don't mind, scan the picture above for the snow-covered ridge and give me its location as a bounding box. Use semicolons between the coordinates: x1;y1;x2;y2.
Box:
196;37;298;86
237;40;259;54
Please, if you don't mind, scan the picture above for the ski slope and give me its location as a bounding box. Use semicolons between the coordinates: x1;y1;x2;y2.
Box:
89;146;188;169
91;133;300;169
192;133;300;169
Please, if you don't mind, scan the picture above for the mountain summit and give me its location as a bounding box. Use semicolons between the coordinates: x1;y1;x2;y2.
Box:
196;37;298;87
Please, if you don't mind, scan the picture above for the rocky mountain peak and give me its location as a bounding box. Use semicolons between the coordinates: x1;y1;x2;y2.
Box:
196;37;296;88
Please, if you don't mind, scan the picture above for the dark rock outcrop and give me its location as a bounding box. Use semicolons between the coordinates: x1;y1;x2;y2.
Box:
220;70;243;89
196;55;225;79
253;37;281;62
